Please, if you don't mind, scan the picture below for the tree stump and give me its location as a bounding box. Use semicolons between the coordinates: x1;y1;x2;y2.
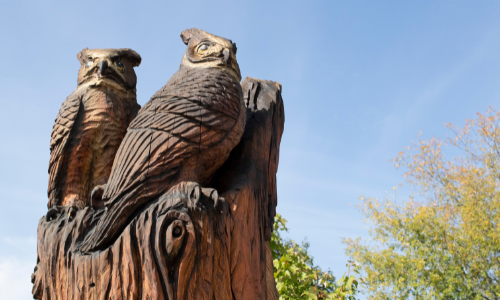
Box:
32;77;284;300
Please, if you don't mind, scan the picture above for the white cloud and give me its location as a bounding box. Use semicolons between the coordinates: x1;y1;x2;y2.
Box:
0;257;35;300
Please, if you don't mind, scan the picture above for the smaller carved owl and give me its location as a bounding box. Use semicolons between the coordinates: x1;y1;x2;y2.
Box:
48;48;141;210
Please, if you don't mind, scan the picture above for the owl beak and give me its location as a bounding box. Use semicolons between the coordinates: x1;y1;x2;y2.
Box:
98;60;108;76
223;48;231;64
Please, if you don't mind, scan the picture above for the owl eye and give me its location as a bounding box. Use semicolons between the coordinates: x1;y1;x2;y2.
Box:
85;60;93;69
114;61;124;69
198;44;209;53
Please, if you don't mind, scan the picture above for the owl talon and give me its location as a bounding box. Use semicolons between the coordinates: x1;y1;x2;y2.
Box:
91;184;106;209
189;184;201;206
67;206;78;221
210;190;219;208
202;188;219;208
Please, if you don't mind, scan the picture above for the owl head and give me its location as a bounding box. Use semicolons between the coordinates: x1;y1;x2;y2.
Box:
180;28;241;82
76;48;141;90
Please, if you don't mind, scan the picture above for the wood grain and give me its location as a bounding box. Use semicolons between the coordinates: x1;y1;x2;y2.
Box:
79;67;245;253
33;182;230;300
48;48;141;210
211;77;285;300
33;76;284;300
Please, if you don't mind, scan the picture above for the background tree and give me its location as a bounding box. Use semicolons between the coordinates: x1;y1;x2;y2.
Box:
343;108;500;299
272;214;358;299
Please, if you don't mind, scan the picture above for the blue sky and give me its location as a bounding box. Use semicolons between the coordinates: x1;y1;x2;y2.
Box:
1;1;500;298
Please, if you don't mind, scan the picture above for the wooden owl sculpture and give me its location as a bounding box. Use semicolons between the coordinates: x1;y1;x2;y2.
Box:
80;28;245;252
48;48;141;210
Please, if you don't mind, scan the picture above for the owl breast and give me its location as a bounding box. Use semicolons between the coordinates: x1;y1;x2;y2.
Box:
81;89;137;141
48;85;139;209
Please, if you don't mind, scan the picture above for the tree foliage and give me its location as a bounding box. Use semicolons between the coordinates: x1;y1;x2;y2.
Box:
343;108;500;299
271;214;358;299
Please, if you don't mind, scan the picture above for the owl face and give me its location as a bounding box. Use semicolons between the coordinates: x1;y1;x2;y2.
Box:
76;48;141;90
180;28;241;82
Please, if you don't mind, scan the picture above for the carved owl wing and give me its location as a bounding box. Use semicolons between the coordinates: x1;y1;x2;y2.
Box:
103;68;242;202
47;90;84;207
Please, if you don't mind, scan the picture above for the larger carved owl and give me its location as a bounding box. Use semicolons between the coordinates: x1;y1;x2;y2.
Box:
80;28;245;252
48;48;141;210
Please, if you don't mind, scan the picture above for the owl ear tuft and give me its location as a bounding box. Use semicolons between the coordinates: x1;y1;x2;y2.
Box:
180;29;195;45
232;42;237;55
77;48;89;64
120;49;142;67
180;28;205;45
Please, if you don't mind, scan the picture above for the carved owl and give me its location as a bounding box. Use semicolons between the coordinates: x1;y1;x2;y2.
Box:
48;48;141;210
80;28;245;252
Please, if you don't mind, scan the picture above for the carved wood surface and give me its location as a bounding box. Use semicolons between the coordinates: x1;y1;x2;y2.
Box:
33;76;284;300
211;77;284;300
80;67;245;254
48;48;141;210
33;182;231;300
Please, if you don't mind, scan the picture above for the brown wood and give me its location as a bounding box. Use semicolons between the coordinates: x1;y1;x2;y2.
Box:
79;29;245;254
33;29;284;300
211;77;284;300
33;182;231;300
48;48;141;210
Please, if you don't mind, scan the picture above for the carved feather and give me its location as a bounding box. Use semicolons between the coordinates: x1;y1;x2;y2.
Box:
47;89;84;208
80;67;245;252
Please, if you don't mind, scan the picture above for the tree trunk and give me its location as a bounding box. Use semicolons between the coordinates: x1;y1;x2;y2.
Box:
32;77;284;300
